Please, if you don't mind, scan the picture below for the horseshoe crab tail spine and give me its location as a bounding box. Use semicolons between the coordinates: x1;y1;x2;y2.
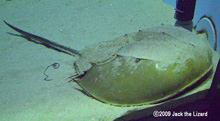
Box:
4;21;81;57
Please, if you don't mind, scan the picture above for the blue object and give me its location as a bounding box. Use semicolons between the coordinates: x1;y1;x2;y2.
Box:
163;0;220;54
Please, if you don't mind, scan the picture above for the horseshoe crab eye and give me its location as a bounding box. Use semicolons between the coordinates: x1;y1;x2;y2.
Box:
135;58;141;63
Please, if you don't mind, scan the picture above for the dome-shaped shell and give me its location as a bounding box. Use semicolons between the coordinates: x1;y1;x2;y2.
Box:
76;25;213;106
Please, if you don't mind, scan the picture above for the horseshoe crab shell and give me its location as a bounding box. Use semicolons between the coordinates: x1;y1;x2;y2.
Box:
4;21;213;106
76;25;213;106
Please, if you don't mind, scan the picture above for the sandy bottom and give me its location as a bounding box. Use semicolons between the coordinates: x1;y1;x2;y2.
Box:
0;0;175;120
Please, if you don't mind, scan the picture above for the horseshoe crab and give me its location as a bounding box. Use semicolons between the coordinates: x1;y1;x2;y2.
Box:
4;21;213;106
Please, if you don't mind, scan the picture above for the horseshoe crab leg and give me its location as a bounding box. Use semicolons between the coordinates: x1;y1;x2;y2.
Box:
4;21;81;57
